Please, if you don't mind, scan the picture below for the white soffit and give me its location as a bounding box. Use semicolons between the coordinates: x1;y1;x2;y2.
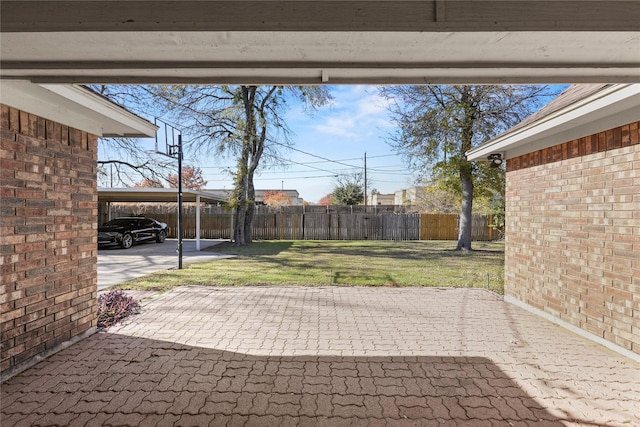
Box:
0;80;157;137
466;84;640;161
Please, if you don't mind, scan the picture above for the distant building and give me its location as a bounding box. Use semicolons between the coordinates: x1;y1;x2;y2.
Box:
394;187;426;206
367;192;395;205
204;189;304;206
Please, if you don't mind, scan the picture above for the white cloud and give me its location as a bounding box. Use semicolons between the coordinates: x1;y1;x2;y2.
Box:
310;87;393;141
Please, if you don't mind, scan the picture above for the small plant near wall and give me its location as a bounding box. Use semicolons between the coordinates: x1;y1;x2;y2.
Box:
97;290;141;329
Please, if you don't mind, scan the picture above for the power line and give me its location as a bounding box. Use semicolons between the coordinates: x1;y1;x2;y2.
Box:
197;159;412;179
197;164;408;173
270;141;361;168
267;153;357;178
279;153;397;166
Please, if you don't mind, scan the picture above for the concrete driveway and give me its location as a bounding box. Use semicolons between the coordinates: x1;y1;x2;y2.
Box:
2;287;639;426
97;239;234;290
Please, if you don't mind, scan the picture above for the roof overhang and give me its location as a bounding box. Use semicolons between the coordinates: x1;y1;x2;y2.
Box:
1;1;639;84
98;187;226;203
0;80;158;137
466;84;640;161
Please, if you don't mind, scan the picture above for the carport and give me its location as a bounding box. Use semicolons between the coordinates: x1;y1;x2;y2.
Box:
98;187;226;251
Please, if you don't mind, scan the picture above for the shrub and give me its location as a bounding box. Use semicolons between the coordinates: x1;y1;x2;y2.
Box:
97;290;141;329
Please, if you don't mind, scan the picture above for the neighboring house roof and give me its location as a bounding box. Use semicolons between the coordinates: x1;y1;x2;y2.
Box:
466;84;640;161
0;80;157;137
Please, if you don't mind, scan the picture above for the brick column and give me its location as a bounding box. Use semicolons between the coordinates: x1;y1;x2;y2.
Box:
1;104;98;378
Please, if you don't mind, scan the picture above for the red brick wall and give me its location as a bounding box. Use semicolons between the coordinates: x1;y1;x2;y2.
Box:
1;104;98;377
505;121;639;354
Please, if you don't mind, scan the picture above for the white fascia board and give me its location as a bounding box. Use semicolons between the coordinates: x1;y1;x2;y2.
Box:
0;80;157;137
39;84;158;137
466;84;640;161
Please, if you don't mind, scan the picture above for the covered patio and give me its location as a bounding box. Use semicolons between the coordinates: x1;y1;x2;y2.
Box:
2;1;638;421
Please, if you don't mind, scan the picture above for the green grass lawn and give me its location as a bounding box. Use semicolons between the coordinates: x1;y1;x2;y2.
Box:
115;240;505;294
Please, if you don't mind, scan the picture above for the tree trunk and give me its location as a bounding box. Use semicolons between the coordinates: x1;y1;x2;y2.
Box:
456;88;475;251
244;177;255;243
235;85;275;245
456;167;474;251
241;85;273;244
234;203;246;246
233;144;250;246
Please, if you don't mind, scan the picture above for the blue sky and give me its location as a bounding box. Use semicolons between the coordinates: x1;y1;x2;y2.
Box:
194;85;415;203
99;84;566;204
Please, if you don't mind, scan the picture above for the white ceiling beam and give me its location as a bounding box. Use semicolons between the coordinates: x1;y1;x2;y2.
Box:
1;1;639;84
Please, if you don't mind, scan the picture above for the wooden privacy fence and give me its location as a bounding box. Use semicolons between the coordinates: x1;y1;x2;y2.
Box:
252;212;421;240
122;209;496;241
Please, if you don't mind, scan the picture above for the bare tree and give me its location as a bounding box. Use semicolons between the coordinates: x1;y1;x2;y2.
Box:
93;84;331;245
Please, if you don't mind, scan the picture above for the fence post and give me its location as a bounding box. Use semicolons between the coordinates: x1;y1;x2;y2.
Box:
488;214;494;241
229;208;234;240
293;213;297;240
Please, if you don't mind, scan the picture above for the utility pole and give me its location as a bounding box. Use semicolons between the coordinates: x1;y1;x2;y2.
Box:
364;152;367;211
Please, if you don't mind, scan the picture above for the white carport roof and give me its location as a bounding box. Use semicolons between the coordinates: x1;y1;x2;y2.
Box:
98;187;226;203
466;84;640;162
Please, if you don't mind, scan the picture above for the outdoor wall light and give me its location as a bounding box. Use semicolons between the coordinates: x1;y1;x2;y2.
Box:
488;153;503;168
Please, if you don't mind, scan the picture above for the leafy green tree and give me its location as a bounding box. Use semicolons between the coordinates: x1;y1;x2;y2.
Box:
332;173;364;205
380;85;555;251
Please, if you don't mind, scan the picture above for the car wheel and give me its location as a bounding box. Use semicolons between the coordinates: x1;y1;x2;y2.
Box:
156;230;167;243
120;233;133;249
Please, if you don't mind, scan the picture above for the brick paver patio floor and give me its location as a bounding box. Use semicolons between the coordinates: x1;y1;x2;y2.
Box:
2;286;639;426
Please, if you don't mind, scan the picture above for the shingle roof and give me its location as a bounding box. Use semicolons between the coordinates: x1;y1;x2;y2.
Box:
498;84;612;137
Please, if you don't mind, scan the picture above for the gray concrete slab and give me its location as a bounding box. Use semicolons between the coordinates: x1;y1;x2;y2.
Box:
97;238;234;290
2;287;639;426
